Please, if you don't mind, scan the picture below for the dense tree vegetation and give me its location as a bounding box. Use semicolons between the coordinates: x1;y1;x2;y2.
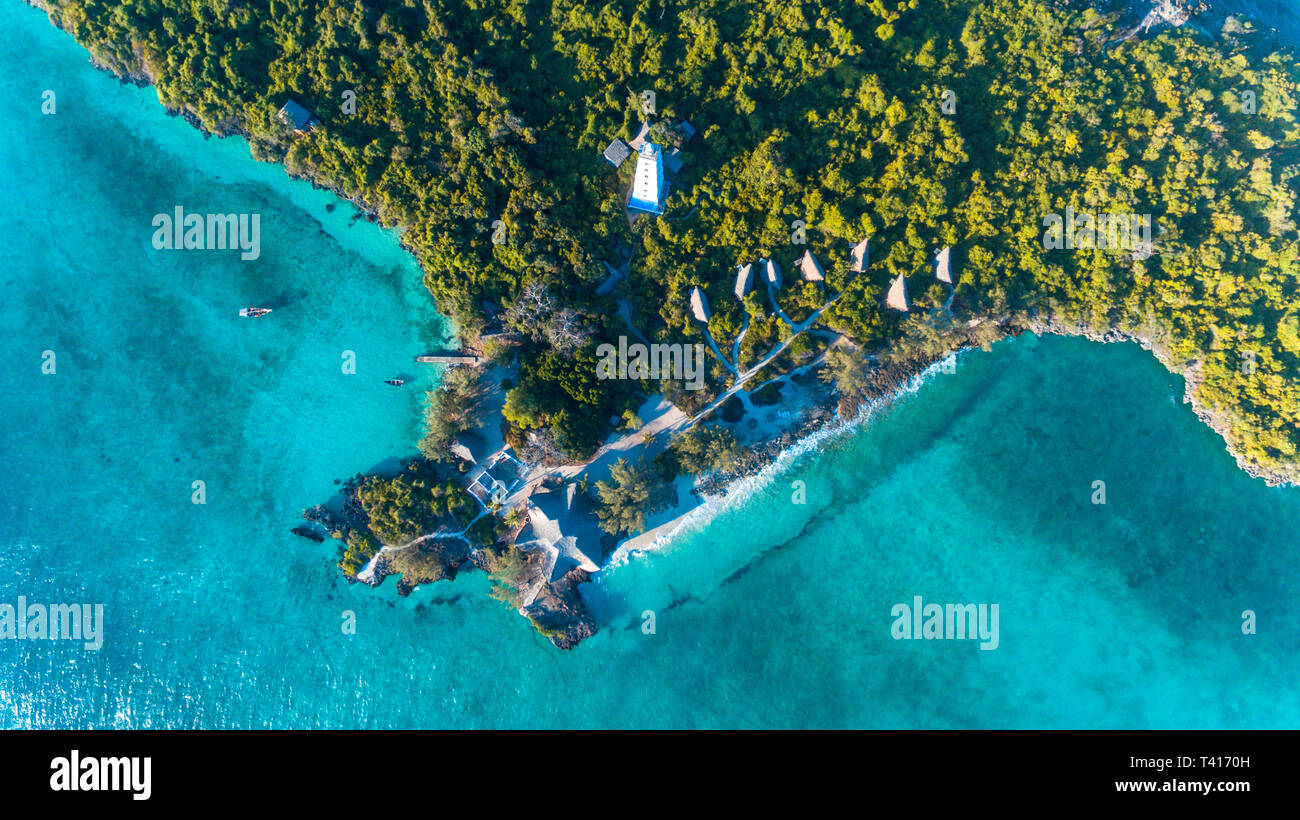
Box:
42;0;1300;479
820;345;873;396
594;458;654;534
656;424;743;476
310;459;479;575
418;366;483;458
353;460;476;543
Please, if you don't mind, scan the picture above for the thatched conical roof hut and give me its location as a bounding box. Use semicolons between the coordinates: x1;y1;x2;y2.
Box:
935;246;952;284
689;285;711;322
797;249;825;282
886;274;909;312
849;238;869;273
734;263;754;300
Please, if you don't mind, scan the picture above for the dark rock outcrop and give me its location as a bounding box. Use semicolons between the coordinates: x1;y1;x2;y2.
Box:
523;568;598;650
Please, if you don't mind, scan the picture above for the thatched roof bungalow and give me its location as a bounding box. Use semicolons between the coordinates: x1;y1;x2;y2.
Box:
734;263;754;300
935;246;953;284
797;249;825;282
886;274;909;311
689;285;711;322
850;238;869;273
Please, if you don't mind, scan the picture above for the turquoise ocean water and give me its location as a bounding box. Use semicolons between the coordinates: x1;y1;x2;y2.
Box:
1;1;1297;728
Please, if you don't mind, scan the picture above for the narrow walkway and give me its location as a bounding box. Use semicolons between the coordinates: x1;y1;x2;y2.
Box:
688;283;852;427
702;325;739;376
767;284;796;327
731;313;750;367
617;299;650;344
354;509;489;584
382;509;488;550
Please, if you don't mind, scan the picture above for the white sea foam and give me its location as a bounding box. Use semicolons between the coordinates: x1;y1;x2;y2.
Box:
354;551;384;584
601;352;962;572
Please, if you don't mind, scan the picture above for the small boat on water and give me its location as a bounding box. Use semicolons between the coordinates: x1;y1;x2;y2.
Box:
384;379;405;386
239;307;272;318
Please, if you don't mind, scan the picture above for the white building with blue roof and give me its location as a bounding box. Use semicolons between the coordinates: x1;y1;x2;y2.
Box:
627;143;667;215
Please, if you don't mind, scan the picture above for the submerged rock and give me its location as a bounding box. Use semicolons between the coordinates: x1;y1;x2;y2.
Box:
291;525;326;543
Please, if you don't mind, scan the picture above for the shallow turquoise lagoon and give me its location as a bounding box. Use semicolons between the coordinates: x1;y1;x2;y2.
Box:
1;1;1296;728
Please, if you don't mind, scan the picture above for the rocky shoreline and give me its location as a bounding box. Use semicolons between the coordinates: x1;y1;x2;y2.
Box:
300;308;1292;653
29;0;395;235
35;0;1292;492
36;0;1294;660
520;567;597;650
1025;316;1299;488
32;0;960;651
687;310;1295;556
295;464;601;648
350;534;594;648
362;540;472;597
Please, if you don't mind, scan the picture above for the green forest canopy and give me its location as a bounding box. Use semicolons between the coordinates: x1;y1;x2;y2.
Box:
45;0;1300;478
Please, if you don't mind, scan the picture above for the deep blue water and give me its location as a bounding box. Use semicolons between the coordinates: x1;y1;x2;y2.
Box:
0;0;1297;728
